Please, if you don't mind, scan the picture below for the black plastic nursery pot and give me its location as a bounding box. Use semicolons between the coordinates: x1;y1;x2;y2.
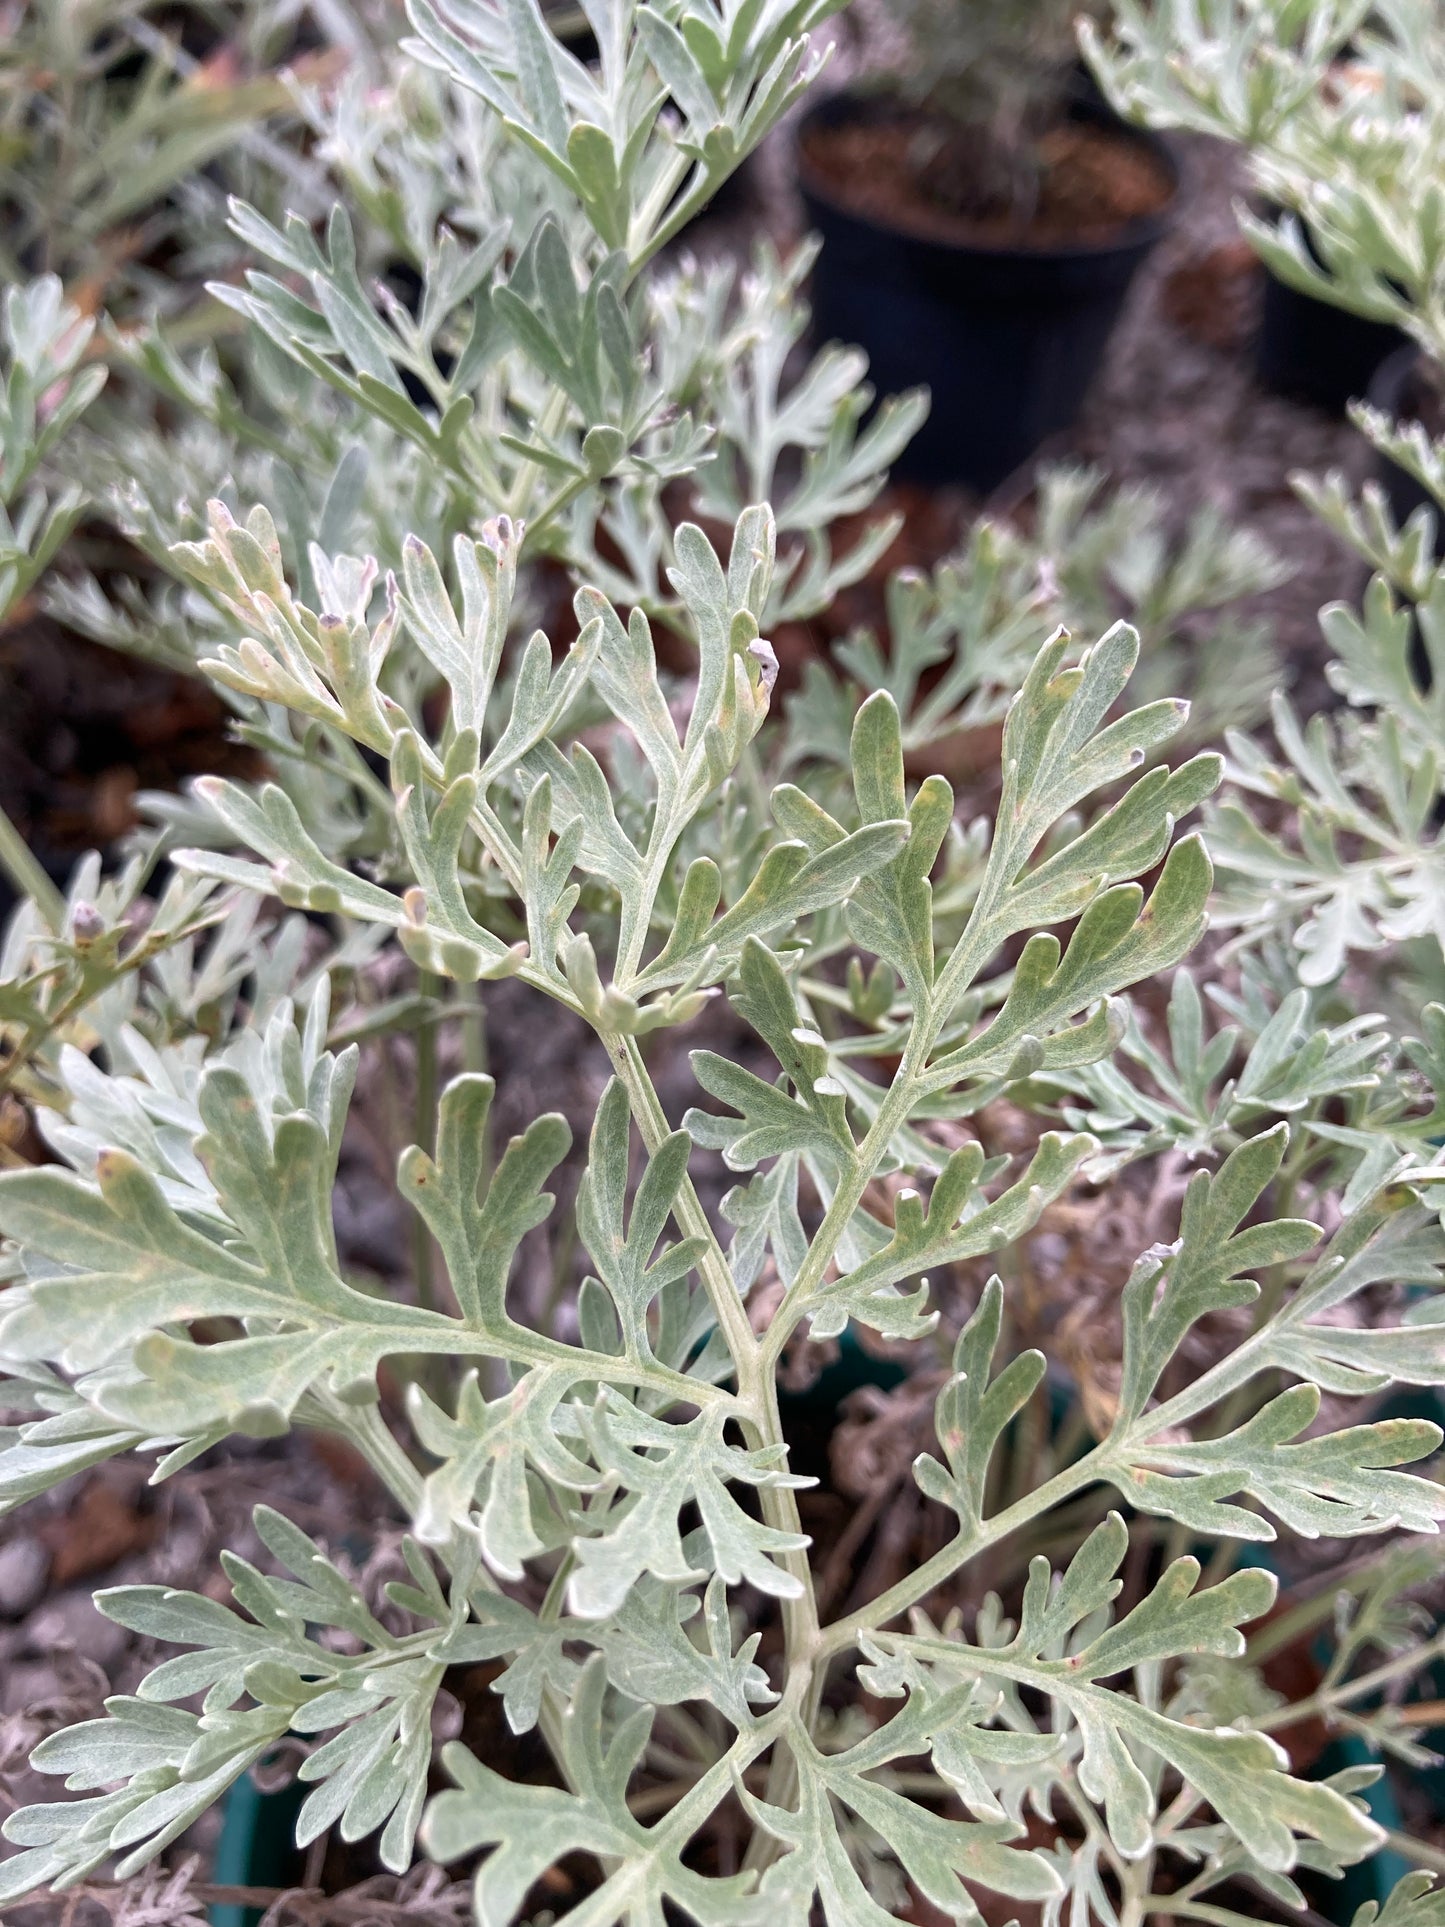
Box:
796;95;1179;493
1257;268;1406;414
1252;201;1404;414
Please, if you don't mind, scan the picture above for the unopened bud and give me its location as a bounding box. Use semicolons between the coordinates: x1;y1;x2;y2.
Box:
71;900;103;943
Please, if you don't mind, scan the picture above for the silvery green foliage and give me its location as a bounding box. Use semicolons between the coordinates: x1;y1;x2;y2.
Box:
0;277;106;621
3;491;1444;1920
0;1503;474;1889
1360;1877;1445;1925
1012;959;1394;1178
884;0;1092;156
0;846;230;1108
0;0;314;302
0;273;259;1106
0;264;348;1130
201;0;922;622
3;4;1445;1925
36;1;924;901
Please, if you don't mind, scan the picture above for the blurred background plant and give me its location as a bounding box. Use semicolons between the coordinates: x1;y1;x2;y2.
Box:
883;0;1108;224
1087;0;1445;1025
0;0;330;315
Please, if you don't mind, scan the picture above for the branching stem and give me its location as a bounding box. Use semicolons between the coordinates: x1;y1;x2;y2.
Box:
602;1026;823;1865
818;1454;1104;1658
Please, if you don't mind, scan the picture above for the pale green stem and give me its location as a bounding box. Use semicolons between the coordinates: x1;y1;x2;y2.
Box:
759;1005;936;1370
655;1720;777;1844
1155;1782;1206;1850
616;801;691;987
1260;1631;1445;1734
604;1032;819;1653
1119;1852;1157;1927
738;1369;831;1866
460;982;489;1085
757;790;1037;1365
1057;1771;1127;1880
602;1028;822;1862
1181;1129;1317;1446
336;1398;425;1511
0;982;82;1103
470;791;529;902
0;799;66;933
1245;1556;1386;1663
1385;1828;1445;1878
540;1547;575;1622
411;975;442;1322
603;1032;761;1388
504;390;570;529
628;155;707;276
520;470;592;558
373;714;531;910
1110;1318;1281;1443
379;1312;729;1407
818;1454;1102;1659
615;742;727;989
822;1328;1440;1656
333;1400;583;1782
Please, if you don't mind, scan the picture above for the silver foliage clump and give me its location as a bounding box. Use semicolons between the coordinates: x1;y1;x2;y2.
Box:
1;1;1445;1924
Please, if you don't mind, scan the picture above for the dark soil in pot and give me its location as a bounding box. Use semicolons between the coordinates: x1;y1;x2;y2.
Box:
796;93;1178;493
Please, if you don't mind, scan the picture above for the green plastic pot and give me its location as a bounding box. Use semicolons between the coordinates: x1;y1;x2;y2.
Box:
209;1774;304;1927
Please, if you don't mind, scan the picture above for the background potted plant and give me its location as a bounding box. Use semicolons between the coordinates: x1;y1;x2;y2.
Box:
1088;2;1445;531
796;0;1178;492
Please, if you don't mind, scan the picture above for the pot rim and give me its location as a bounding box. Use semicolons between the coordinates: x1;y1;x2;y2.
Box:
794;87;1181;263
